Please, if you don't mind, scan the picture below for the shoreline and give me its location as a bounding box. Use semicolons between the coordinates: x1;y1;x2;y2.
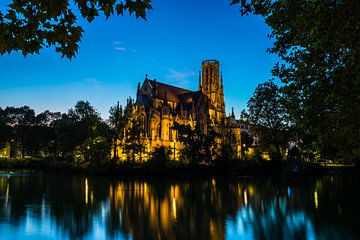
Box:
0;157;358;179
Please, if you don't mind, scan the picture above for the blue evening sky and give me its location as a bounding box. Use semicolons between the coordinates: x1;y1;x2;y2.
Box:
0;0;277;119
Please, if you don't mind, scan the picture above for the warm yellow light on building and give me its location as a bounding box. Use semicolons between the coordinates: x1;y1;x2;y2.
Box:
247;147;255;157
173;139;177;160
262;152;271;160
113;60;242;161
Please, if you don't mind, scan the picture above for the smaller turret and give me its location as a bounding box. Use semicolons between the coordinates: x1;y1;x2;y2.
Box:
198;71;202;91
136;82;141;96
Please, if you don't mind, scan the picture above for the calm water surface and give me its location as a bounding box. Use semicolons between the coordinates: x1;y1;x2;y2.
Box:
0;171;359;240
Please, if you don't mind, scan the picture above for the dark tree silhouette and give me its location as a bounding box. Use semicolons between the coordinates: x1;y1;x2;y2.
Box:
0;107;13;150
4;106;36;158
233;0;360;163
108;101;128;161
0;106;61;158
174;123;217;165
55;100;110;162
123;98;144;161
0;0;152;58
148;146;171;170
247;80;291;161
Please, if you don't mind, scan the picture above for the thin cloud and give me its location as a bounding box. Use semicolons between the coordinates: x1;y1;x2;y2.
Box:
164;68;197;88
128;48;138;53
112;41;137;53
114;47;127;52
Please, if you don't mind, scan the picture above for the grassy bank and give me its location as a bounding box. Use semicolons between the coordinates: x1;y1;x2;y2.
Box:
0;157;48;169
1;156;353;178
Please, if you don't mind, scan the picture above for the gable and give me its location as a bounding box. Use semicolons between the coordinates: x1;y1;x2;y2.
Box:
140;80;153;96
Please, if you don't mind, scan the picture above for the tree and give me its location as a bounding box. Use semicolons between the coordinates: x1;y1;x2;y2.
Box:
119;97;144;162
0;107;13;150
240;131;253;157
0;0;152;58
174;123;217;165
3;106;36;158
214;142;234;171
55;100;110;162
16;110;61;157
34;110;61;156
239;110;254;158
0;106;61;158
148;146;171;170
247;80;291;161
233;0;360;163
82;121;111;165
108;101;127;160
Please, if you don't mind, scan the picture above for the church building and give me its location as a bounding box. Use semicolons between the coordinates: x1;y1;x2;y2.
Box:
118;60;241;161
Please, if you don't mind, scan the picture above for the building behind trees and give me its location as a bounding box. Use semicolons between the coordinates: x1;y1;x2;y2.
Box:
115;60;242;161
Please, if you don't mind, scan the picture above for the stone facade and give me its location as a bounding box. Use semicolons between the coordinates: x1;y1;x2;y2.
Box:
117;60;241;161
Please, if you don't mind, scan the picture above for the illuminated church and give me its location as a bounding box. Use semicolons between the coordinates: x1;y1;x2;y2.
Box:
118;60;241;161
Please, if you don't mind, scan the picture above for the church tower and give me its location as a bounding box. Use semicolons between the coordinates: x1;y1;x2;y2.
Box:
199;60;226;124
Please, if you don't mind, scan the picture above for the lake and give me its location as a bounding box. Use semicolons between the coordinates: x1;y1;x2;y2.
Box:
0;171;359;239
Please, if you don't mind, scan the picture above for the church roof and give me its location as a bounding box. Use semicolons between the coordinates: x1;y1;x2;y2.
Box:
147;79;191;103
140;78;215;110
179;91;215;110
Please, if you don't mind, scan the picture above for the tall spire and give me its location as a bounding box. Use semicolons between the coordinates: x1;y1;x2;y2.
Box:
231;107;235;118
136;82;141;101
198;71;202;91
137;82;141;94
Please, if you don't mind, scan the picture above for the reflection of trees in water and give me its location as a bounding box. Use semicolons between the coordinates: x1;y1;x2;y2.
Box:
230;176;360;239
0;173;110;239
0;173;359;239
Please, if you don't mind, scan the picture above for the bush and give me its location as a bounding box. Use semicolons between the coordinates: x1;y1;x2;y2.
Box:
147;146;171;171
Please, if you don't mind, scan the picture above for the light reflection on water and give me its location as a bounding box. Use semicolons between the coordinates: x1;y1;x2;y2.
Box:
0;172;359;240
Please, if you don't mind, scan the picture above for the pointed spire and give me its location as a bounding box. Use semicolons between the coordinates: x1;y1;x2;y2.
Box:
231;107;235;118
137;82;141;95
198;71;202;91
145;74;148;80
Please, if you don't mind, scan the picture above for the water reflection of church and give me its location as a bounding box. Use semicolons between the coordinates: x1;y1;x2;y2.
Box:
117;60;241;161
